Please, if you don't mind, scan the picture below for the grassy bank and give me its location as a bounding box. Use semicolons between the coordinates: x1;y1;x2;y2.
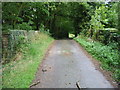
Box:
74;35;120;83
2;33;54;88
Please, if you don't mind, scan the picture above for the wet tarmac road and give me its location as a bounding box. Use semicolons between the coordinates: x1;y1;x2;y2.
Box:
31;40;113;88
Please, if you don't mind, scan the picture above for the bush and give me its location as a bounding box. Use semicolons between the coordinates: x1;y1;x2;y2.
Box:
74;35;120;82
15;22;33;30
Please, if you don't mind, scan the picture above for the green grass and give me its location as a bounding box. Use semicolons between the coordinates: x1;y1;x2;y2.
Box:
74;35;120;82
2;33;54;88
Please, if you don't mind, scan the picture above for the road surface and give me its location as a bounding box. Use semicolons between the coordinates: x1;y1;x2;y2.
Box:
31;40;113;88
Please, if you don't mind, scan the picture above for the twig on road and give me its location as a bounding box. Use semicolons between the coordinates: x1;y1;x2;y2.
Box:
30;81;40;87
76;81;81;90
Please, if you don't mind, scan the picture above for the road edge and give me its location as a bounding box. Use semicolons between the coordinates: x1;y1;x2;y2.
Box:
73;40;118;88
29;40;56;88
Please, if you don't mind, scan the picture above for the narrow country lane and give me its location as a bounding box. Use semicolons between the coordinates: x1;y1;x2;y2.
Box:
31;40;113;88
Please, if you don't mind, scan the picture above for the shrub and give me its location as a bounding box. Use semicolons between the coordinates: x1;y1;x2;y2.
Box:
74;35;120;82
15;22;33;30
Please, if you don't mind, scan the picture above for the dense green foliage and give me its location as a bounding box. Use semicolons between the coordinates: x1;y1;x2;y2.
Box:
2;33;54;88
74;35;120;82
2;2;120;39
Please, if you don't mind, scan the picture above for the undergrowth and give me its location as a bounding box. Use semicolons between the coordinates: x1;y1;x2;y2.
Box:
2;33;54;88
74;35;120;83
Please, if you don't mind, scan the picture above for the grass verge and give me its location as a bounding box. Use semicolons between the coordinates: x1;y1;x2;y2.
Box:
2;33;54;88
74;35;120;83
